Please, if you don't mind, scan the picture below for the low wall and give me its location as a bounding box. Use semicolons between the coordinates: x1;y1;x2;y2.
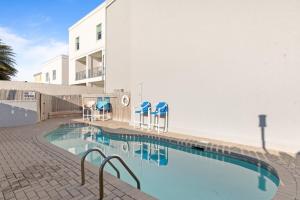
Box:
0;100;38;127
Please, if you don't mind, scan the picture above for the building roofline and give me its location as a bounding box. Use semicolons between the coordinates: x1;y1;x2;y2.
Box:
42;54;69;65
68;1;107;31
33;72;42;76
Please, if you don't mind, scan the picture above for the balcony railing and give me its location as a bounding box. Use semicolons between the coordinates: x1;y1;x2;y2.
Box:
88;67;103;78
75;70;86;80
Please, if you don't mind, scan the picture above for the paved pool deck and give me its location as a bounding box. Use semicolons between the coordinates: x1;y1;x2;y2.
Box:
0;117;299;200
0;118;155;200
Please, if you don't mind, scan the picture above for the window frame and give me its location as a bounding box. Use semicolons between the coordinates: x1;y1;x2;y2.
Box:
52;70;56;80
75;37;80;50
45;72;49;82
96;24;102;40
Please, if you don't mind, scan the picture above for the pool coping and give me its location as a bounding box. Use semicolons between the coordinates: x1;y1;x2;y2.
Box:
36;123;157;200
67;120;298;200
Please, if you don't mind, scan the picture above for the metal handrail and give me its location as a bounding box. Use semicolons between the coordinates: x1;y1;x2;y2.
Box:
99;155;141;200
81;148;120;185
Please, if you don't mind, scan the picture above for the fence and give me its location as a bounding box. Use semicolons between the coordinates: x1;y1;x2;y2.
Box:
40;94;82;120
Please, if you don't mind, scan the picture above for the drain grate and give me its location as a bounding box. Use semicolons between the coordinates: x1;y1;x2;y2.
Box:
191;146;205;151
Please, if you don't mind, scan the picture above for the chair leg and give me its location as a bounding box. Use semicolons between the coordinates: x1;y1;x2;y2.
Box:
158;115;160;133
148;115;151;130
142;115;145;130
165;114;168;132
139;113;141;128
82;107;84;120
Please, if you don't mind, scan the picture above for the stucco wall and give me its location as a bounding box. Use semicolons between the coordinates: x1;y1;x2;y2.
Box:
105;0;131;92
62;56;69;85
106;0;300;153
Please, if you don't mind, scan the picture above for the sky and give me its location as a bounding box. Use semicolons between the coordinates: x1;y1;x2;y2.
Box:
0;0;105;81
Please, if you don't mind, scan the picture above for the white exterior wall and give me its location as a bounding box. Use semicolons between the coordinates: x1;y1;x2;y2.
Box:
106;0;131;91
106;0;300;153
69;3;106;86
41;55;69;85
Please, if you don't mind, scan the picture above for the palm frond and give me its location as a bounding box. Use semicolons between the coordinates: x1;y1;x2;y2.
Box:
0;39;17;80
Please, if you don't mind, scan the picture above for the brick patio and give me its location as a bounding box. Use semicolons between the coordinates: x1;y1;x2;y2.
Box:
0;118;154;200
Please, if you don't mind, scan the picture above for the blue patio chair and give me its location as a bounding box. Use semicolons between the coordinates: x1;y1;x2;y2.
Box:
151;102;168;133
134;101;151;129
94;97;111;121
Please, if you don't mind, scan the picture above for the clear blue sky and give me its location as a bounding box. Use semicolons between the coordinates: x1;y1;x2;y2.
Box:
0;0;105;81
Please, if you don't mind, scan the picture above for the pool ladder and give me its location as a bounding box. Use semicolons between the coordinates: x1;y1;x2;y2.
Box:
81;148;141;200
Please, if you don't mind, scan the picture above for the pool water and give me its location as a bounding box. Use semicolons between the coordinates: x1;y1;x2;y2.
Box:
46;124;279;200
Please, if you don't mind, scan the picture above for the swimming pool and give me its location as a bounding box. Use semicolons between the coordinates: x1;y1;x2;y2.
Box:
45;124;279;200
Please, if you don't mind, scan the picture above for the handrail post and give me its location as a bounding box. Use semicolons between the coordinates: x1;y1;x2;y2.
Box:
81;148;120;186
99;155;141;200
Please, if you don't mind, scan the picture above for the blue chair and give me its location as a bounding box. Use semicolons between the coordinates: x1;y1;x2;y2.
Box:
134;101;151;129
151;102;168;133
94;97;111;121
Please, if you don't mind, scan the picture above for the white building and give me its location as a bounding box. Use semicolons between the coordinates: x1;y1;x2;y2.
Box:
34;55;69;85
104;0;300;154
68;3;106;88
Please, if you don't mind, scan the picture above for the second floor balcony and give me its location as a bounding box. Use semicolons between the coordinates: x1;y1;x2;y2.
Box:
88;67;103;78
75;67;104;81
75;70;86;81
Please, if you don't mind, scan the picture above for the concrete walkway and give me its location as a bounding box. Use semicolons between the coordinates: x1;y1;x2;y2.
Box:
0;118;154;200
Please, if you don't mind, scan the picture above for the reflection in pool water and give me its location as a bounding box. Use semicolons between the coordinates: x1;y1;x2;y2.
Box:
46;124;279;200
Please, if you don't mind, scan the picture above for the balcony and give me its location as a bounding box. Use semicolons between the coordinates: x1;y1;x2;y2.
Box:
88;67;103;78
75;70;86;80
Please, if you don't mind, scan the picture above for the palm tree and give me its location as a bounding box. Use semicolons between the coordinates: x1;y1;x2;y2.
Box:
0;39;17;80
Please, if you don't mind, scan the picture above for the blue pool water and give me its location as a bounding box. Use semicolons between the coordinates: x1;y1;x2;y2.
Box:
46;124;279;200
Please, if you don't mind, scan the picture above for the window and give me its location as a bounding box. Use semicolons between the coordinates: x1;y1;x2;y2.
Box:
75;37;80;50
45;72;49;82
52;70;56;80
96;24;102;40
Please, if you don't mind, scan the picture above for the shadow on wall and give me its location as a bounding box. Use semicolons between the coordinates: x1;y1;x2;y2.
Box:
259;114;267;151
0;103;37;127
50;95;82;112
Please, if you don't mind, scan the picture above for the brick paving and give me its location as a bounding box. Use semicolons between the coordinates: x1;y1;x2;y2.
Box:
0;118;155;200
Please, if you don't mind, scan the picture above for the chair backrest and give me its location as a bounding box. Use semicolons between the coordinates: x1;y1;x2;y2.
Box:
156;102;168;113
97;97;103;102
96;97;111;111
103;97;110;103
96;101;104;110
103;97;111;111
140;101;151;113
